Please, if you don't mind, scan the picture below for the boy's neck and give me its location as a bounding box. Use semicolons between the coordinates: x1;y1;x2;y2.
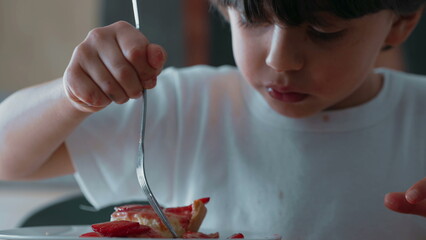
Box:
327;72;384;111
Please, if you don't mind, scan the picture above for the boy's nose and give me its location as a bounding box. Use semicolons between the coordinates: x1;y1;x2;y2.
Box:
265;25;304;72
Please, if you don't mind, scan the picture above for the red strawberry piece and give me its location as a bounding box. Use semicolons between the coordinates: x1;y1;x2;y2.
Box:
164;205;192;214
227;233;245;239
198;197;210;204
165;197;211;214
79;232;103;237
91;220;150;237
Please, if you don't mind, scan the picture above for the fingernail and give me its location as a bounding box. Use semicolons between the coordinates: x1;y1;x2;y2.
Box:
384;194;395;206
406;189;420;203
150;48;164;69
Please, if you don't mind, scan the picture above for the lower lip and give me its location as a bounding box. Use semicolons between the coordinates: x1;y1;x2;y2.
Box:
267;88;308;103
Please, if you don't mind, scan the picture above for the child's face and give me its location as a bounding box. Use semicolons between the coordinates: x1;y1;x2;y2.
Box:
227;8;396;118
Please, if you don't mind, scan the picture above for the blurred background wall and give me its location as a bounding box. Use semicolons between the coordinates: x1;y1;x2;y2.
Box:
403;14;426;75
0;0;99;96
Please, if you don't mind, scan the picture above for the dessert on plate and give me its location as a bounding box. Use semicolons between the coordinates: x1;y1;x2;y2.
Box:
80;197;244;238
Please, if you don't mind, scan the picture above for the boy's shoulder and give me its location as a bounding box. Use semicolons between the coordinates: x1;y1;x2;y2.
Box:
379;67;426;86
378;68;426;95
377;68;426;111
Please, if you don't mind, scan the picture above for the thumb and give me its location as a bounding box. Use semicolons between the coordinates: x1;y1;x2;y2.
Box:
385;192;426;217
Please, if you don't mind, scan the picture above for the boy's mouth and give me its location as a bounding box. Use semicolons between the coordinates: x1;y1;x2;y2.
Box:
266;87;308;103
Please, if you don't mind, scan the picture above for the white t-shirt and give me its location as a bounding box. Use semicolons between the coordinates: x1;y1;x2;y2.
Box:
67;65;426;239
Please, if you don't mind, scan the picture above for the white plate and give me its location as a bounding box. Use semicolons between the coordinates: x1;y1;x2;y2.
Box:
0;225;91;239
0;225;282;240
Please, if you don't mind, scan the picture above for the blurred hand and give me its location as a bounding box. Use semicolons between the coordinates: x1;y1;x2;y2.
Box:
63;21;167;112
385;177;426;217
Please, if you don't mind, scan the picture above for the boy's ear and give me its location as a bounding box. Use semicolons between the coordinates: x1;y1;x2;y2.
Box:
385;7;424;47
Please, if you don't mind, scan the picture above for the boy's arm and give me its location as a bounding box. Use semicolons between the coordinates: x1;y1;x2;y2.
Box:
0;78;86;180
385;178;426;216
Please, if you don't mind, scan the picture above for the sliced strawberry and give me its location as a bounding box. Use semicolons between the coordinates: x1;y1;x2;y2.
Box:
91;220;151;237
79;232;103;237
183;231;220;239
165;197;210;214
227;233;245;239
164;205;192;214
198;197;210;204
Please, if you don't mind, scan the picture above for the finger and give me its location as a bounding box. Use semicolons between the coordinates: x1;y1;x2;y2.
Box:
405;177;426;204
64;63;111;110
139;77;157;90
384;192;426;217
144;44;166;89
114;23;163;83
146;43;167;71
64;83;105;113
94;32;143;99
77;42;129;104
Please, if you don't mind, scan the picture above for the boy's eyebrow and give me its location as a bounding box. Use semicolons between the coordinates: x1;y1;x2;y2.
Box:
228;2;350;28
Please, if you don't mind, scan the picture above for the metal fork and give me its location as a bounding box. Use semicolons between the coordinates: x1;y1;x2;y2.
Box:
132;0;178;238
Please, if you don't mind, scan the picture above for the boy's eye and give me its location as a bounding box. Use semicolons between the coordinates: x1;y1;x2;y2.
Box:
307;26;346;41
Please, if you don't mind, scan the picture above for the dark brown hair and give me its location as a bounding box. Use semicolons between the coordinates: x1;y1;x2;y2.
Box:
210;0;425;26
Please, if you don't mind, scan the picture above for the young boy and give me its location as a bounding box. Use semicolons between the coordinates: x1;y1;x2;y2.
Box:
1;0;426;239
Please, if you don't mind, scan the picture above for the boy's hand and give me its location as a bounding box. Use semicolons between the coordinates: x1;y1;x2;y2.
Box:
384;177;426;217
63;21;167;112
